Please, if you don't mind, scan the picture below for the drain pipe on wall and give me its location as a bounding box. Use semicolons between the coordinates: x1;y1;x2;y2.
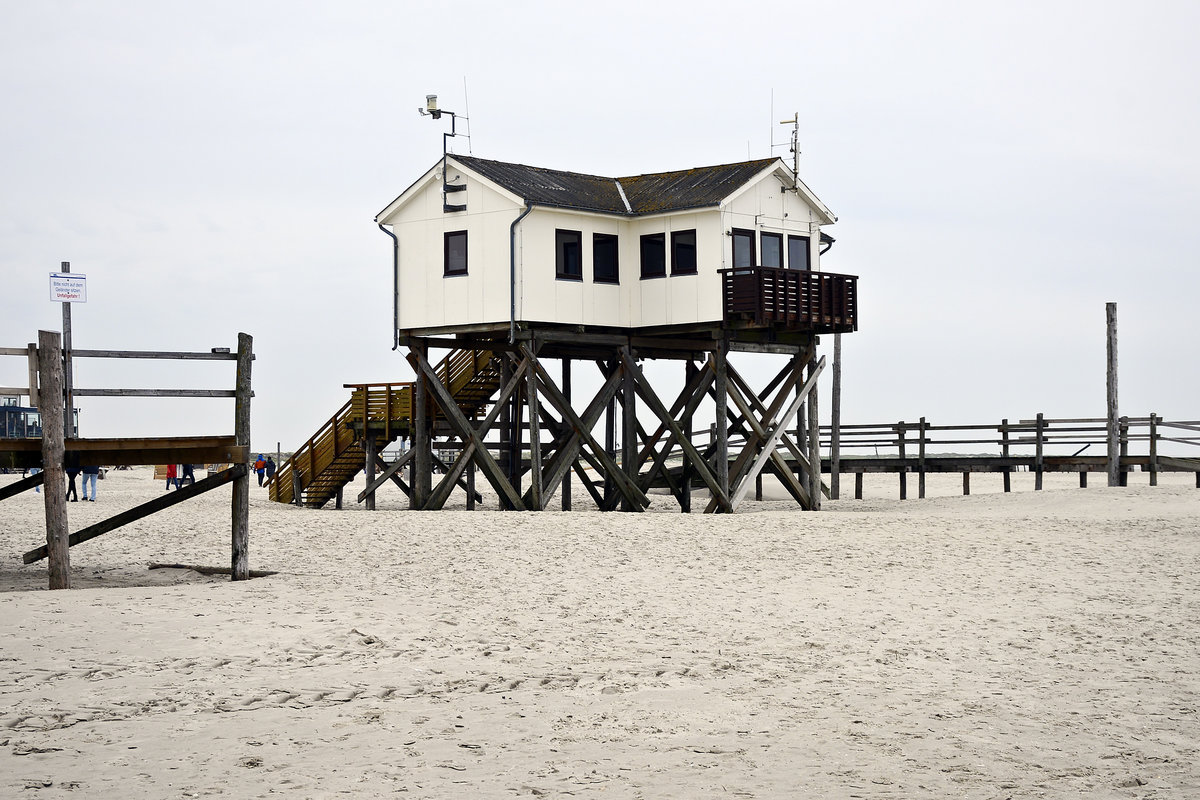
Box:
377;221;400;350
509;203;533;344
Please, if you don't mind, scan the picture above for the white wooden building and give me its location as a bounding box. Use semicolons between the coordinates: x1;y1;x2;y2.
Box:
375;155;844;337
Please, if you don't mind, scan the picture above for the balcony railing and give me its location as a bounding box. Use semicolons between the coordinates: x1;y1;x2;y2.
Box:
719;267;858;333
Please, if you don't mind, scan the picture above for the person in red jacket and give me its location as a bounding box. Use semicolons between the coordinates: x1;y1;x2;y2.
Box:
165;463;178;490
254;455;267;486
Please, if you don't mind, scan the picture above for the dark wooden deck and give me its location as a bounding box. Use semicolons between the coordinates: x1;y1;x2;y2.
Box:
720;267;857;332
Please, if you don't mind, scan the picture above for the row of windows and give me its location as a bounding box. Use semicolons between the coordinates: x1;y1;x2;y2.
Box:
443;228;812;278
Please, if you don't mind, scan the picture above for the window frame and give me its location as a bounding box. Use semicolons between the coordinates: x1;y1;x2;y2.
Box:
732;228;756;268
670;229;697;276
555;229;583;281
640;232;666;279
788;234;811;270
760;232;783;269
592;232;620;284
444;230;468;276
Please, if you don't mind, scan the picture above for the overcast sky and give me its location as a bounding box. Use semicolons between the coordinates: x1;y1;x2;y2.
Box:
3;1;1198;452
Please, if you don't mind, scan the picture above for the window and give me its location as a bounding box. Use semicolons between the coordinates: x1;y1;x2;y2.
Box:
593;233;619;283
788;235;811;270
555;229;583;280
761;232;783;268
671;229;697;275
732;228;756;267
444;230;468;276
640;233;665;278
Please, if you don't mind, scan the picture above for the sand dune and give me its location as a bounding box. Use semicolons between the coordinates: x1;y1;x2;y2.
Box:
1;467;1197;798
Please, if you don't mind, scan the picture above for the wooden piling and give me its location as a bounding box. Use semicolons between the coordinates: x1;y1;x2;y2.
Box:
38;331;70;589
1106;302;1120;486
231;331;252;581
1149;412;1158;487
830;333;841;500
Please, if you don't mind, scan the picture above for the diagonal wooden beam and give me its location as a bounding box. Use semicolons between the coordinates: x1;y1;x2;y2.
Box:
407;348;525;511
730;357;825;510
523;345;649;511
431;451;484;504
725;379;811;508
357;447;414;503
620;351;731;513
636;358;715;496
426;442;477;510
24;465;247;564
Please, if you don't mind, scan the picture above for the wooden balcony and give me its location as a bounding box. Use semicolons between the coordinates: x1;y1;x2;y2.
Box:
720;267;858;333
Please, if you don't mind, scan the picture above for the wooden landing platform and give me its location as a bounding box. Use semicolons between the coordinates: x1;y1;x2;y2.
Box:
1;436;248;470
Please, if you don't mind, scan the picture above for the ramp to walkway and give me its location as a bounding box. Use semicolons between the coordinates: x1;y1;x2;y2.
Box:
270;349;498;508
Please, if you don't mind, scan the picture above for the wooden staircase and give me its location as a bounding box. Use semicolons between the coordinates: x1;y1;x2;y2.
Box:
269;348;499;507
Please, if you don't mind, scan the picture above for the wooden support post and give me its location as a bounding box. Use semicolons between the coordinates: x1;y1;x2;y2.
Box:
755;473;763;501
1001;418;1011;493
38;331;70;589
681;359;695;513
412;340;430;509
335;486;343;509
1034;412;1045;491
292;468;302;506
714;339;730;507
621;346;637;512
231;332;252;581
499;358;512;487
561;358;572;511
1119;415;1129;487
830;333;841;500
855;471;863;500
527;355;543;510
962;471;970;496
807;353;820;511
1080;471;1088;488
363;435;377;511
1149;412;1158;487
898;421;907;500
1106;302;1120;487
511;360;524;499
467;460;477;510
604;362;617;508
918;416;927;500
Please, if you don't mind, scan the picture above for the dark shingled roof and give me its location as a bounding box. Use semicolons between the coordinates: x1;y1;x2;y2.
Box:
452;155;780;216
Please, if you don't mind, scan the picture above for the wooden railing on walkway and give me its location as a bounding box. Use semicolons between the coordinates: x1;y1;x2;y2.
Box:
720;267;858;332
819;414;1200;499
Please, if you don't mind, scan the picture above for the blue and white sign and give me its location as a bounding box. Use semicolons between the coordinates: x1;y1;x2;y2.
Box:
49;272;86;303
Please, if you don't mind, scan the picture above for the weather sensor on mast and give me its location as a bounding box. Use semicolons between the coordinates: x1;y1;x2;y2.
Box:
419;94;469;212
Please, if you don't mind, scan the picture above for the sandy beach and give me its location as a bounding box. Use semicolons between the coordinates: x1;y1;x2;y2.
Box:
1;467;1198;798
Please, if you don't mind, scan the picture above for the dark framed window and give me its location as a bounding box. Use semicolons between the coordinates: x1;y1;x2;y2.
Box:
593;233;619;284
640;233;666;278
761;232;783;268
555;229;583;280
788;235;811;270
732;228;756;267
671;229;697;275
444;230;468;276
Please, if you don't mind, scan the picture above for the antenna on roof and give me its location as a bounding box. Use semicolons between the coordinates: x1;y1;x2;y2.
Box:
774;112;801;192
419;94;469;212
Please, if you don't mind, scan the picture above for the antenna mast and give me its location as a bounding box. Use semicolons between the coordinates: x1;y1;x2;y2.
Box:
779;112;800;178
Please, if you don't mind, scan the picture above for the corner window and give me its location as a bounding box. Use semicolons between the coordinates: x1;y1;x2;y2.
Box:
788;235;811;270
640;233;665;278
671;230;697;275
593;233;619;284
732;228;755;267
555;229;583;281
444;230;468;276
761;233;783;268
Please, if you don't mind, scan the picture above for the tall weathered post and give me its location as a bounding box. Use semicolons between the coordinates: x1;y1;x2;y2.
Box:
1106;303;1120;487
38;331;70;589
232;332;252;580
830;333;841;500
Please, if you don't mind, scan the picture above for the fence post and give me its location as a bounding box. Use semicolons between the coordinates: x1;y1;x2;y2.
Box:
231;332;252;581
38;331;70;589
1149;413;1158;487
1106;303;1120;486
898;421;907;500
918;416;927;499
1000;418;1011;493
1119;416;1129;487
1035;413;1044;491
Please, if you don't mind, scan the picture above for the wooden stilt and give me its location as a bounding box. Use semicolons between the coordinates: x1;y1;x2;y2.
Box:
681;359;694;513
1001;418;1011;493
714;339;730;508
363;435;377;510
962;471;970;495
855;471;863;500
807;354;821;511
412;340;430;509
1106;302;1120;487
38;331;69;589
830;333;841;500
561;357;572;511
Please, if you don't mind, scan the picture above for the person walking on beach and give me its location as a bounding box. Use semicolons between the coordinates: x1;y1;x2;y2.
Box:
265;457;276;484
254;454;267;487
66;466;80;502
181;463;195;486
81;463;100;501
165;463;178;490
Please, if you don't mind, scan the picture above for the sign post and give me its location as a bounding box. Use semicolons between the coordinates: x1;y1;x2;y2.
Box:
50;264;85;436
